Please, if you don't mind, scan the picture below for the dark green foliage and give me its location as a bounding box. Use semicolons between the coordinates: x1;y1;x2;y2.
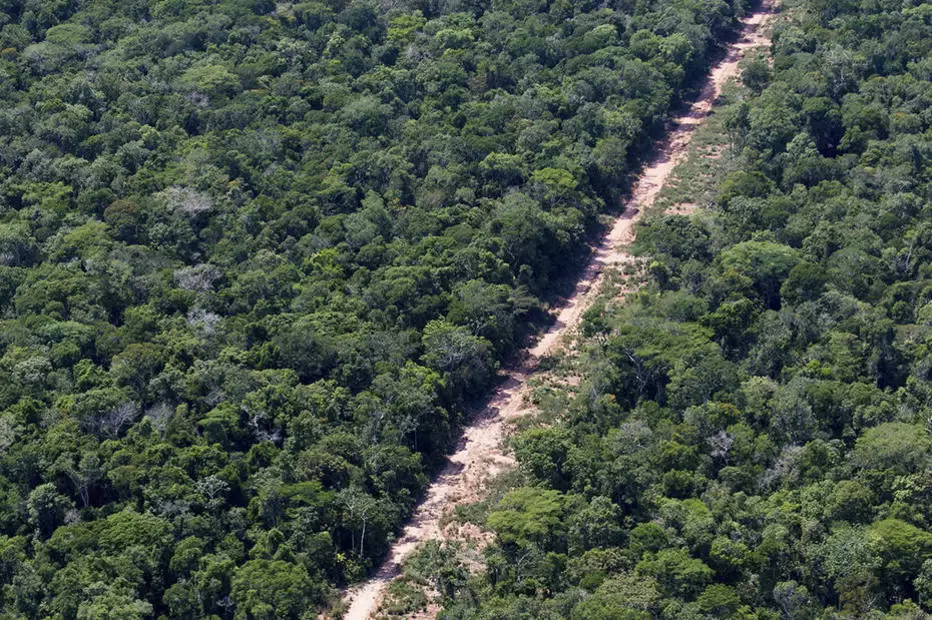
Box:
0;0;750;615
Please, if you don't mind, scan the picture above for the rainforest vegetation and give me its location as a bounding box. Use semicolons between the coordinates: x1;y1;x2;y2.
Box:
0;0;759;617
409;0;932;618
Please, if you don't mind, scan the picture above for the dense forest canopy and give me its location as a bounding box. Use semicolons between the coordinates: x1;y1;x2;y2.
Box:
0;0;756;616
417;0;932;618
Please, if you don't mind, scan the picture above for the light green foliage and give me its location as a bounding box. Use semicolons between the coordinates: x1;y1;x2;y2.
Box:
853;423;932;475
636;548;714;599
487;487;569;547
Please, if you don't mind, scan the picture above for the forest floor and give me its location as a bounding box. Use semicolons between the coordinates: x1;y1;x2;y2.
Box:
339;3;777;617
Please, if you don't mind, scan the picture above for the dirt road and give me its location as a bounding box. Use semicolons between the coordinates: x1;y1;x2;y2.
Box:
340;3;775;617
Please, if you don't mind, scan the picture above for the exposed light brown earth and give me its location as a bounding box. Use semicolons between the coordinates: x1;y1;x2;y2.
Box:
339;4;775;617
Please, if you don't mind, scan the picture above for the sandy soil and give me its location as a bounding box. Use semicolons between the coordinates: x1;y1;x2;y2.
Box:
339;4;775;617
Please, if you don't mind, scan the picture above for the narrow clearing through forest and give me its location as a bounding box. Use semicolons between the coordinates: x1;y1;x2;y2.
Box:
341;4;775;617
